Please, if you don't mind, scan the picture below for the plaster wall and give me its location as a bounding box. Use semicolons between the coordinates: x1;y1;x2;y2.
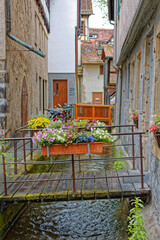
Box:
5;0;49;136
82;64;103;103
48;0;77;73
116;0;140;62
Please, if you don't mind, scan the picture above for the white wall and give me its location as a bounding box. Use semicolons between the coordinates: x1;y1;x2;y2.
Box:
83;64;104;103
48;0;77;73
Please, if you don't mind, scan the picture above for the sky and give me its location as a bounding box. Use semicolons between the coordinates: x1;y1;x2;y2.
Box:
89;2;114;29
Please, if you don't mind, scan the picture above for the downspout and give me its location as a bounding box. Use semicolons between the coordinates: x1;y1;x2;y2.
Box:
76;0;81;103
6;0;45;58
113;0;122;129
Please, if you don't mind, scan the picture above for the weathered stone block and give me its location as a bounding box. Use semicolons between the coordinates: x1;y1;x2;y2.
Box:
0;61;5;70
0;73;5;83
0;87;6;99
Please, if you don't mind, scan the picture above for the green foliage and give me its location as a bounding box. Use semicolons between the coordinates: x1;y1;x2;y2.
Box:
128;198;149;240
114;160;128;170
113;149;129;170
0;137;14;176
93;0;108;19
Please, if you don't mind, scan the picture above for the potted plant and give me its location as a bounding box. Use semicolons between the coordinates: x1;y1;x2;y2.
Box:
131;109;139;128
32;124;114;156
28;115;51;135
150;115;160;147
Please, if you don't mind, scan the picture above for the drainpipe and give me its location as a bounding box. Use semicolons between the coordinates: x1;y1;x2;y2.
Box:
113;0;122;129
76;0;81;103
6;0;45;58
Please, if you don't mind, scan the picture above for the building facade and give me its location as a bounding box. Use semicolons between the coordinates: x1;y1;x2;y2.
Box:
48;0;78;108
0;0;50;136
109;0;160;226
79;28;114;104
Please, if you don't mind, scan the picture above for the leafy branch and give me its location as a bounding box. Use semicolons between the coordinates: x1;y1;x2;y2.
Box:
128;198;149;240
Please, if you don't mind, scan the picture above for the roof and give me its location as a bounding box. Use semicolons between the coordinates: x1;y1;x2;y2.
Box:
101;46;113;59
89;28;114;42
81;0;93;15
81;43;104;64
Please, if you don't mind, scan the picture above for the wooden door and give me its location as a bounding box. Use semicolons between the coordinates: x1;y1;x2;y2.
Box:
53;80;67;107
21;77;28;126
92;92;103;104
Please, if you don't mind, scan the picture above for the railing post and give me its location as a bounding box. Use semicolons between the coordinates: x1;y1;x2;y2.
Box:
139;133;144;189
131;126;136;170
93;106;95;119
78;154;81;172
75;105;77;119
30;130;33;160
72;154;76;192
2;144;7;196
109;107;111;125
14;131;17;174
23;131;27;174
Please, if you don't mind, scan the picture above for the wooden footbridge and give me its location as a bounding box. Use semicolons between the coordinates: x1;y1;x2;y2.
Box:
0;125;151;203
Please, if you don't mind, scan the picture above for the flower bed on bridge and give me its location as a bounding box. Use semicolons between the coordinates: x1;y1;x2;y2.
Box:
32;119;114;155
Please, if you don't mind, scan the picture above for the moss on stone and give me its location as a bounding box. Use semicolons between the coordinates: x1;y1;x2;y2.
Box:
0;203;24;237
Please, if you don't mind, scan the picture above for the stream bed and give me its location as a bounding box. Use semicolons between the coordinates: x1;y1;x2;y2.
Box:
4;199;128;240
3;149;129;240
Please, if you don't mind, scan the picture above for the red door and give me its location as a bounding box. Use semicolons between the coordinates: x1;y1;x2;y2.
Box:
53;80;67;107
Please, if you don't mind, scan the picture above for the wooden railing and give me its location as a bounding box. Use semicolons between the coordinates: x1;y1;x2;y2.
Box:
75;104;114;125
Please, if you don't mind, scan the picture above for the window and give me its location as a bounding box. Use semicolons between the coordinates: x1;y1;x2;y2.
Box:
135;53;141;109
80;21;85;35
56;83;59;95
100;65;104;75
39;77;41;111
35;13;37;46
108;59;117;85
89;34;98;39
125;63;130;99
43;80;48;113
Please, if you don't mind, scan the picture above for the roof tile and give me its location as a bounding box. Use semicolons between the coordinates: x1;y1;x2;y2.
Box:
89;28;113;42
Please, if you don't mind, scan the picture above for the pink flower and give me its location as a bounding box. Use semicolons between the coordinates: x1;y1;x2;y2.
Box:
32;138;35;143
36;135;41;142
42;133;47;139
50;138;54;142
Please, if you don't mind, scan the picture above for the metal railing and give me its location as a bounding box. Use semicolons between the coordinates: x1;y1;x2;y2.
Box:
0;124;145;197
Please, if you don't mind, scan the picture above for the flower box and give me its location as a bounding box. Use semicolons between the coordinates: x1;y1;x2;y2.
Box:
41;142;103;156
155;133;160;148
133;119;138;128
32;130;40;136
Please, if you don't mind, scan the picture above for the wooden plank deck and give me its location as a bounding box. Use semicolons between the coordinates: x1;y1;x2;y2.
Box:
0;170;151;203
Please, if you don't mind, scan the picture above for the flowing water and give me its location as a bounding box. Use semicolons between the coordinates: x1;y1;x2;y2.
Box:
3;149;129;240
4;199;128;240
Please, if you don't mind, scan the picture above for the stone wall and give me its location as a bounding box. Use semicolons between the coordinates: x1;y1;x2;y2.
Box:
1;0;49;137
115;1;160;225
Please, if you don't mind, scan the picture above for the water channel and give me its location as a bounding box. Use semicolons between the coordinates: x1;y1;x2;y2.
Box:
3;149;129;240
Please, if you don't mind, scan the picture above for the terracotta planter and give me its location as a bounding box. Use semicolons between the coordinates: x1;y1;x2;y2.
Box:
41;142;103;156
155;133;160;148
32;129;43;136
133;119;138;128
